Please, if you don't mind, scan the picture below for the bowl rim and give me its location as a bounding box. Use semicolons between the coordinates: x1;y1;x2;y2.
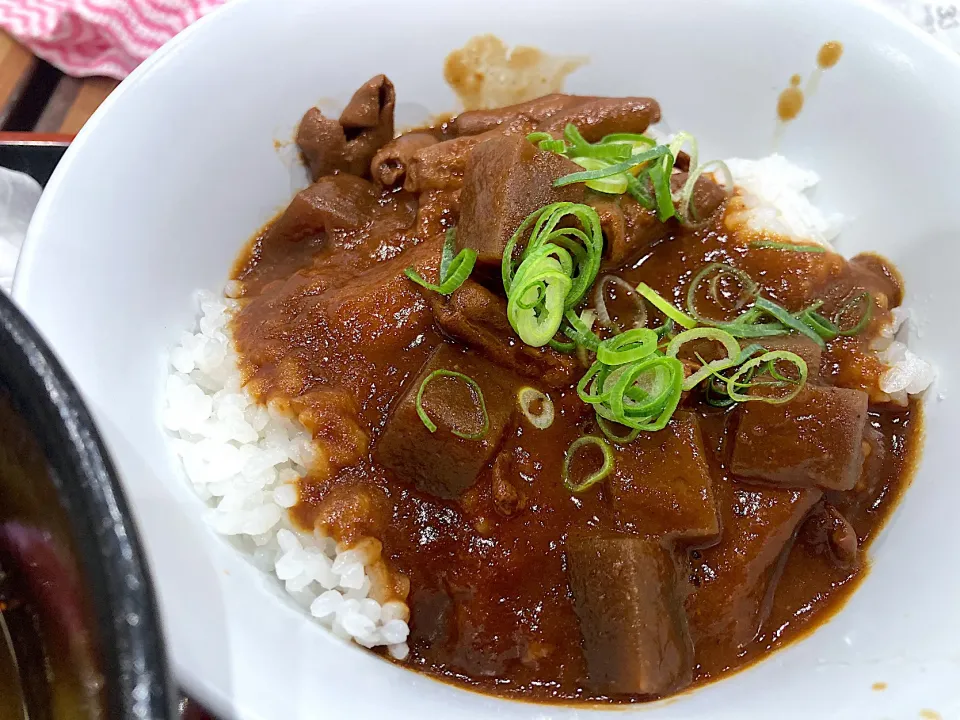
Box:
0;289;175;718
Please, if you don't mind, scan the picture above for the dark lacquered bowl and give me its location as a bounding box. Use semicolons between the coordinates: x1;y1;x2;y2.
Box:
0;289;174;718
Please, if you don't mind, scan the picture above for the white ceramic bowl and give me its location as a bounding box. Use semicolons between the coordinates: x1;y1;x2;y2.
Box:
12;0;960;717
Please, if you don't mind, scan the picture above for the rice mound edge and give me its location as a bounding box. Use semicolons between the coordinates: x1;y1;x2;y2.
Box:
160;153;933;660
162;291;410;659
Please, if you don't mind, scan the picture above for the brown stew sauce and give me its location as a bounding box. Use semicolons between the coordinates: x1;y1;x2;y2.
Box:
232;188;919;701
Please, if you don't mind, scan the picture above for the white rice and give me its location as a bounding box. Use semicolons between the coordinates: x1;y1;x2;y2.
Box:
163;290;409;659
161;153;932;659
725;153;845;248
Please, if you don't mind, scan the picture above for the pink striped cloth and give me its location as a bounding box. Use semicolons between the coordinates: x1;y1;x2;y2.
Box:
0;0;226;79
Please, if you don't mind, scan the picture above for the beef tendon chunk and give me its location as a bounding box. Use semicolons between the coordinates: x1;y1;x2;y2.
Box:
453;94;593;136
536;97;661;142
669;171;728;222
801;502;860;568
731;385;870;491
566;536;693;696
296;75;396;180
370;132;438;187
457;135;585;268
265;175;383;245
686;481;821;653
431;280;578;388
607;412;720;542
376;344;519;499
588;194;673;269
404;116;535;193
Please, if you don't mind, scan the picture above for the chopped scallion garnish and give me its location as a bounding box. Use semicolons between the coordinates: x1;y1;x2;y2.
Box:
665;327;741;391
553;146;670;188
518;387;555;430
405;227;477;295
750;239;827;253
502;203;604;347
415;370;489;440
562;436;615;492
726;351;808;405
636;282;698;329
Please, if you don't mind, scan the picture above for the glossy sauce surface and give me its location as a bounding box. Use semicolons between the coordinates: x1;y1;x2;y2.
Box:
232;194;920;701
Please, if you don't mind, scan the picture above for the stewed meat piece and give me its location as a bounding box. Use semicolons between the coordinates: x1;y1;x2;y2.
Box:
370;132;439;187
431;280;578;389
536;97;661;142
297;75;395;180
453;94;594;136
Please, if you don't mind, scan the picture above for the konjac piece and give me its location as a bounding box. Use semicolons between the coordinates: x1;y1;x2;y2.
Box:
607;412;720;542
731;385;870;491
375;344;518;499
686;481;821;655
431;280;578;389
566;536;693;696
746;334;823;376
457;135;585;267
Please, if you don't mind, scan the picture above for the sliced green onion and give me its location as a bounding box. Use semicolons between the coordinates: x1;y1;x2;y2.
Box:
438;227;457;281
666;327;741;391
548;336;577;353
678;159;734;225
834;292;874;336
596;328;659;365
726;351;808;405
597;133;656;146
753;296;826;348
416;370;489;439
654;317;676;339
666;132;698;181
648;162;675;221
503;203;604;346
562;436;615;492
563;123;591;154
625;174;655;210
597;416;641;444
526;131;554;145
798;308;839;339
605;355;684;431
571;157;629;194
507;249;573;346
518;387;555;429
686;262;759;325
593;274;647;333
563;308;601;351
405;228;477;295
637;282;697;329
553;145;669;188
750;239;827;253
